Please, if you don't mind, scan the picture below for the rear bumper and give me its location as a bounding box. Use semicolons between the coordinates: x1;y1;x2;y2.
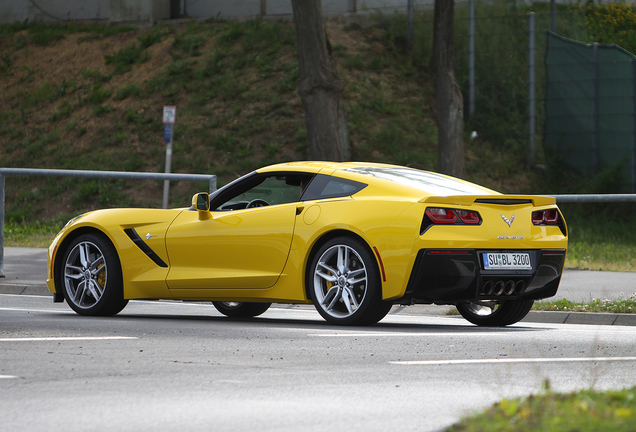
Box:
399;249;565;305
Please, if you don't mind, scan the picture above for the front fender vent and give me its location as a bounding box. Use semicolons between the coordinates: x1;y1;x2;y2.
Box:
124;228;168;268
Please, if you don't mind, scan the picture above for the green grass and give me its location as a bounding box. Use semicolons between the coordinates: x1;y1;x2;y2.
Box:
0;22;136;46
114;83;141;101
3;218;69;248
448;383;636;432
137;26;165;48
104;43;150;73
562;205;636;272
533;296;636;314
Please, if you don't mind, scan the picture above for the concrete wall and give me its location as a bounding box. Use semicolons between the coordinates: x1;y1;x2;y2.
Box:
2;0;636;24
109;0;169;24
0;0;109;23
183;0;355;19
0;0;425;23
0;0;28;23
184;0;263;18
0;0;169;24
185;1;420;18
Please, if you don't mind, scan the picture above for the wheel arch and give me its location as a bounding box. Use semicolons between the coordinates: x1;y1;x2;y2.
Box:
53;227;121;296
303;229;381;301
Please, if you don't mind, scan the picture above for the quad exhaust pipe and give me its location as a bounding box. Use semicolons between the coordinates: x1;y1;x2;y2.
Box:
482;279;526;297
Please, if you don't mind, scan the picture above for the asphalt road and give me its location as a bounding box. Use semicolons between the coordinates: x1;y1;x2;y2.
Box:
1;295;636;432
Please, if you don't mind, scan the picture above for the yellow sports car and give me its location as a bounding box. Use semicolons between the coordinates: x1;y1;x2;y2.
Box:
47;162;567;326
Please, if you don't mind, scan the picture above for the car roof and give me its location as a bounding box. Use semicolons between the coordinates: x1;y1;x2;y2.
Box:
257;161;399;173
257;162;499;198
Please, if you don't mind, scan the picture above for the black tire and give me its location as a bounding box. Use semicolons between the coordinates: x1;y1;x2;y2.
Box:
307;236;392;326
61;233;128;316
456;299;534;326
212;301;271;318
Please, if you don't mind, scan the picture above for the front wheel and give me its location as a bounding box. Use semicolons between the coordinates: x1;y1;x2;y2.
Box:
212;301;271;317
308;236;392;326
456;299;534;326
61;233;128;316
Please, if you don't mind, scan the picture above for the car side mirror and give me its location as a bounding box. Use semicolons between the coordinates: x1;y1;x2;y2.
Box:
192;193;211;220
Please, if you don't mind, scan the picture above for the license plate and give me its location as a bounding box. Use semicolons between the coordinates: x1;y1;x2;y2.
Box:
483;252;531;270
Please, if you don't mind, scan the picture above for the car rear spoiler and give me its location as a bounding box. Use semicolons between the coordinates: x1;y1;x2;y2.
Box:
419;195;556;207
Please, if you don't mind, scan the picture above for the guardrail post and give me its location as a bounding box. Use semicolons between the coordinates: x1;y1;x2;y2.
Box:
0;173;5;278
162;135;173;209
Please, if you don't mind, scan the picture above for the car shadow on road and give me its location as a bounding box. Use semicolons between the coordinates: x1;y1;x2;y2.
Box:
48;309;549;334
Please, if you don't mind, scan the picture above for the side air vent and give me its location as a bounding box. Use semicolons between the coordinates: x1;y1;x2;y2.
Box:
474;199;533;205
124;228;168;268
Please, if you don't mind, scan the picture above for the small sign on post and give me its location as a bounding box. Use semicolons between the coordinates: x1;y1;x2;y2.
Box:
162;106;176;209
163;106;176;124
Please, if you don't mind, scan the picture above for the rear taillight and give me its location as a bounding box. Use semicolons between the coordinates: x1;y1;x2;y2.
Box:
422;207;482;234
532;208;567;236
532;209;560;226
456;209;481;224
425;208;457;224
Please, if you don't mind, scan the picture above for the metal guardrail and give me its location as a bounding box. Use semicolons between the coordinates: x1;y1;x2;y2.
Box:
0;168;217;278
551;194;636;203
1;168;635;279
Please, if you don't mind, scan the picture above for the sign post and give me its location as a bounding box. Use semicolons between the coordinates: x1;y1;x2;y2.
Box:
0;173;4;278
162;106;176;209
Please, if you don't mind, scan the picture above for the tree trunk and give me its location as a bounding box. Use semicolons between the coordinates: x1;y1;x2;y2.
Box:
433;0;464;178
291;0;350;161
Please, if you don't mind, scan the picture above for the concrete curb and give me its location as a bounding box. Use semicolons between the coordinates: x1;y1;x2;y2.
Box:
2;282;635;327
0;283;50;296
524;310;636;326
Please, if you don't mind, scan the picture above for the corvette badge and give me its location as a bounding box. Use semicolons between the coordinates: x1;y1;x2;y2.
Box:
500;214;515;227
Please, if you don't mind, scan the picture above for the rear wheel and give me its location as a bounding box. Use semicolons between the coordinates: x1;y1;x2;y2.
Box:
308;236;392;326
62;233;128;316
212;301;271;317
456;299;534;326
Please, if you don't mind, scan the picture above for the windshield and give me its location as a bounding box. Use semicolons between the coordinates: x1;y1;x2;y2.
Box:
345;167;494;196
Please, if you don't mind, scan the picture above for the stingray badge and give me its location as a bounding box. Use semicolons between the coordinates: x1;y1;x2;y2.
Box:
501;214;515;227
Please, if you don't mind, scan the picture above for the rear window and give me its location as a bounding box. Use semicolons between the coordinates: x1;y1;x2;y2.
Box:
345;167;491;196
301;174;367;200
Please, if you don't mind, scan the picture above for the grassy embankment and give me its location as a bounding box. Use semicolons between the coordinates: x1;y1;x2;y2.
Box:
449;381;636;432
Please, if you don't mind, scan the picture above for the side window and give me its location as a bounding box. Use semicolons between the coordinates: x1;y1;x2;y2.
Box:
301;174;367;201
214;173;314;211
237;176;301;205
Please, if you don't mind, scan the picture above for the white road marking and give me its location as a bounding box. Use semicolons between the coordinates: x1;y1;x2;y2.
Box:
0;375;18;379
0;307;74;314
308;332;502;337
390;356;636;365
214;380;249;384
0;336;137;342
